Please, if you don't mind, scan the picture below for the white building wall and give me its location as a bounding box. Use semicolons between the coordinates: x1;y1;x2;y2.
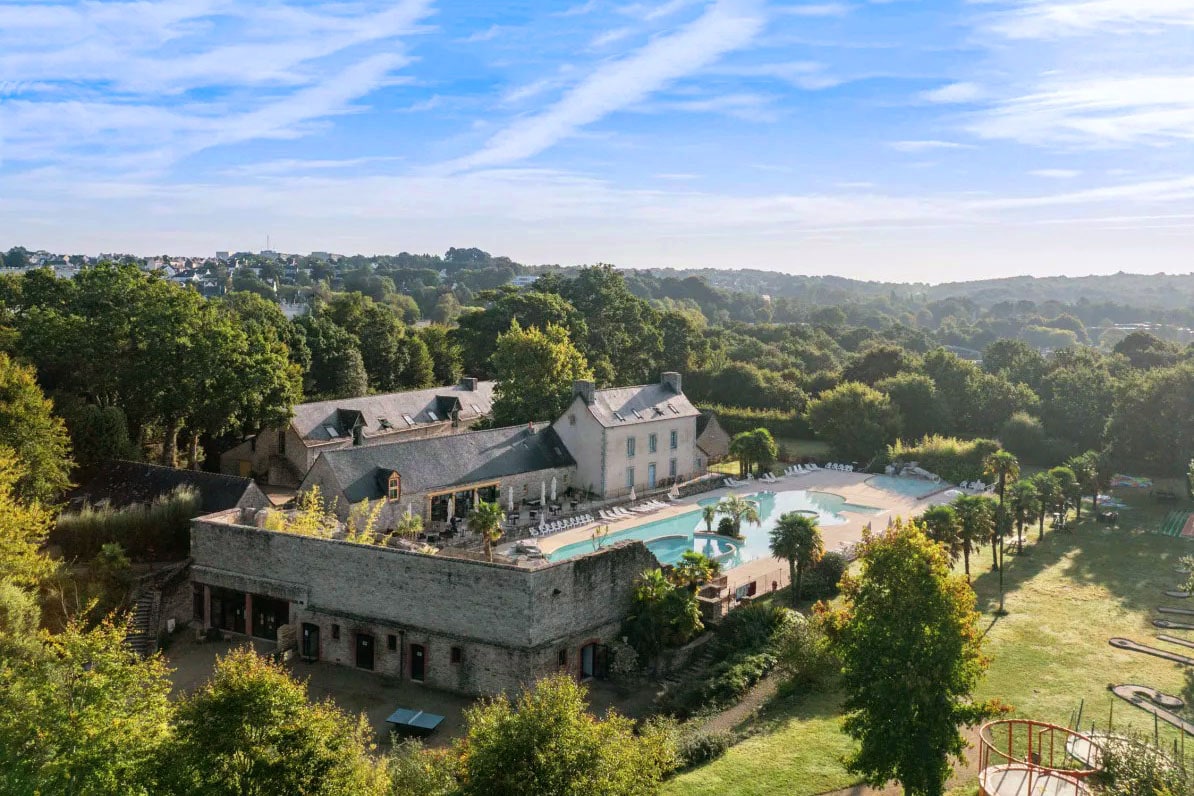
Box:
601;416;698;497
551;396;606;497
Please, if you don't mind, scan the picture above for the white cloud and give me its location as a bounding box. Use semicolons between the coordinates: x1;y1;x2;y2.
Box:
775;3;851;17
889;140;976;152
445;0;766;172
1030;168;1082;178
590;26;638;47
991;0;1194;39
920;82;984;104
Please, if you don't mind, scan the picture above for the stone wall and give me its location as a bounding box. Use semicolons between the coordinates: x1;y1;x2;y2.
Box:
189;513;656;694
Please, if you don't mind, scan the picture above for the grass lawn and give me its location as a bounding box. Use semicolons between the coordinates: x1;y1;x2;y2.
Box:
667;484;1194;796
709;438;831;478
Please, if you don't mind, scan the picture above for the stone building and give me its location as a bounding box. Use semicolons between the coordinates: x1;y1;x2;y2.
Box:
551;372;702;499
187;510;656;695
219;378;495;486
299;422;576;526
696;411;732;463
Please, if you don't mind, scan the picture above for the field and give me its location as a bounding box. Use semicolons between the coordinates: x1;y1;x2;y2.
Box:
668;485;1194;796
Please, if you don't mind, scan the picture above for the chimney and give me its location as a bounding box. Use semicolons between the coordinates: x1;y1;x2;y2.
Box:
459;376;479;391
661;372;682;394
573;380;596;405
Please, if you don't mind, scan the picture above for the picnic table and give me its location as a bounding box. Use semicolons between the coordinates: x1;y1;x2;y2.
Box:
386;707;445;737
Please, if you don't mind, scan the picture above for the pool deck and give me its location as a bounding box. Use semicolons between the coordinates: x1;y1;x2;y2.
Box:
509;471;951;595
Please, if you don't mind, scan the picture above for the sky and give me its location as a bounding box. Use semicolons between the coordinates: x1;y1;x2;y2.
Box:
2;0;1193;281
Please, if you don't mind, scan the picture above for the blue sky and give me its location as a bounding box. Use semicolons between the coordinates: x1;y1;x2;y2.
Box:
2;0;1193;281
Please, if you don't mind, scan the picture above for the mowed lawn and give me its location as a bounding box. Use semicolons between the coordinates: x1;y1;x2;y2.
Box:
668;488;1194;796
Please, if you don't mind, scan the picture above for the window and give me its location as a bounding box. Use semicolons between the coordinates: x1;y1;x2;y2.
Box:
402;414;415;426
388;474;401;501
627;437;636;458
625;467;635;489
451;646;463;664
558;648;568;667
669;458;677;478
670;429;678;449
387;634;397;652
331;624;340;640
648;433;657;453
277;429;287;454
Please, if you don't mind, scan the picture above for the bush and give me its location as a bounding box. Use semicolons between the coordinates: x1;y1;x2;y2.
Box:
774;618;838;695
53;486;201;560
675;727;734;770
799;552;847;599
716;517;737;537
702;652;777;705
884;435;1001;484
999;412;1064;466
712;603;795;657
1092;733;1190;796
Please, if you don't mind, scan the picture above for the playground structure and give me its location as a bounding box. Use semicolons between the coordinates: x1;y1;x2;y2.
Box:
978;719;1101;796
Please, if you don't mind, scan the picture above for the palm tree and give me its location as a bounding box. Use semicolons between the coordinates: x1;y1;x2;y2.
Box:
770;512;824;605
670;551;720;592
951;494;994;582
1008;479;1038;552
920;504;962;564
716;494;760;538
1048;466;1078;529
983;451;1020;569
1031;472;1060;541
729;432;753;478
468;500;506;562
1065;452;1100;520
701;504;718;533
729;428;779;478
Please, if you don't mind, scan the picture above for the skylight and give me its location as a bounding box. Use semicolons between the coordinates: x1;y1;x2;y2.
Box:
613;411;625;421
402;414;415;425
324;426;340;438
427;410;439;421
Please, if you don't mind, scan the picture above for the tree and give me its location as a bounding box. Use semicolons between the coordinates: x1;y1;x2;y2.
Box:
1113;330;1181;370
950;494;994;581
0;450;55;589
299;315;369;400
983;450;1020;509
805;381;901;463
998;412;1051;466
418;325;463;385
920;504;961;564
729;428;778;478
1008;479;1039;552
875;372;948;441
1066;450;1103;519
835;520;1003;796
701;504;717;533
0;616;174;795
453;291;588;378
490;321;593;426
468;500;505;562
770;512;824;605
168;648;389;795
455;674;676;796
1031;471;1061;541
715;494;760;537
841;343;918;385
669;550;719;592
0;352;73;502
623;569;703;660
555;265;664;385
1047;466;1078;526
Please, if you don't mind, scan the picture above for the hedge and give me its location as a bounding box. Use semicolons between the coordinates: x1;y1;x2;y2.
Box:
882;435;1001;484
699;404;813;440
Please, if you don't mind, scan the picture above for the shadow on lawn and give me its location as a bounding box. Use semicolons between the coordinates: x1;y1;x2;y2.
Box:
965;514;1191;616
744;687;844;740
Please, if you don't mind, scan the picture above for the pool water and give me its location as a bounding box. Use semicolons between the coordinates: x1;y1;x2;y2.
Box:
547;489;884;567
864;475;944;499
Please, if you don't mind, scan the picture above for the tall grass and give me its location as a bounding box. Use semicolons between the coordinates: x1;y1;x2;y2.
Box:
884;435;1000;483
53;486;200;560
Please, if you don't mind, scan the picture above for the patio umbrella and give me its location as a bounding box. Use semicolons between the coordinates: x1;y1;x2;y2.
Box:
540;480;546;506
550;476;557;502
406;502;412;518
508;486;514;512
629;486;636;502
447;494;455;521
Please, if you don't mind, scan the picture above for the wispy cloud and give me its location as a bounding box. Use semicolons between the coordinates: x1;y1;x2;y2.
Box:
445;0;766;172
1030;168;1082;178
990;0;1194;39
889;140;976;152
775;3;852;17
920;82;984;104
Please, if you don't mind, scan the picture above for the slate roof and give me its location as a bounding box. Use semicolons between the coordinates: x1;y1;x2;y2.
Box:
291;381;496;445
68;461;264;513
583;383;699;428
317;423;576;503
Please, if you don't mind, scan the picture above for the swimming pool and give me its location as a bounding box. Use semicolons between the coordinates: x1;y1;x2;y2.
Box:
864;475;945;499
546;489;884;567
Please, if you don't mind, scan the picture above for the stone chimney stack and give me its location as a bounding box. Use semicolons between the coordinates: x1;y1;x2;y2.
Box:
459;376;479;391
573;379;596;405
661;372;682;394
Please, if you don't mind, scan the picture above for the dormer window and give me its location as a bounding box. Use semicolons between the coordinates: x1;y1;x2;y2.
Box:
387;473;401;501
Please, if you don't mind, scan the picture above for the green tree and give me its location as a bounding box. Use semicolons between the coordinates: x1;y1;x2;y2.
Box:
455;674;676;796
490;321;593;426
669;550;719;592
0;450;55;589
1047;466;1078;527
715;494;761;537
770;512;825;605
983;450;1020;509
453;291;588;378
418;325;464;385
1008;479;1039;552
1105;362;1194;475
0;352;73;502
623;569;703;660
556;265;663;385
920;504;961;564
950;494;994;581
299;315;369;400
728;427;778;478
1031;471;1061;541
1065;450;1103;519
169;648;389;795
806;381;901;463
875;372;949;442
836;520;1002;796
701;504;717;533
841;343;918;385
0;616;174;796
468;500;506;562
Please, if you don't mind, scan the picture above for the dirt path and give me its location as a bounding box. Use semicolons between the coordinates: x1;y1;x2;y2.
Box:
701;676;781;734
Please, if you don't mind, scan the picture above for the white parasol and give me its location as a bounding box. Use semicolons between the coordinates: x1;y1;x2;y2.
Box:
550;476;558;502
540;480;546;506
629;486;636;502
447;494;455;521
508;486;514;512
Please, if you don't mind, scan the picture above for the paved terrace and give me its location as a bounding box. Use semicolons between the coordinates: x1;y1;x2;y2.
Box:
506;470;951;595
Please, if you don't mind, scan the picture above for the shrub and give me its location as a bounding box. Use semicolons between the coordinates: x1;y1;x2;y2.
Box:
774;617;839;695
999;412;1065;466
712;603;795;657
675;727;734;770
884;435;1001;484
53;486;201;560
697;404;813;440
702;652;776;705
1092;733;1190;796
800;551;847;599
716;517;737;536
